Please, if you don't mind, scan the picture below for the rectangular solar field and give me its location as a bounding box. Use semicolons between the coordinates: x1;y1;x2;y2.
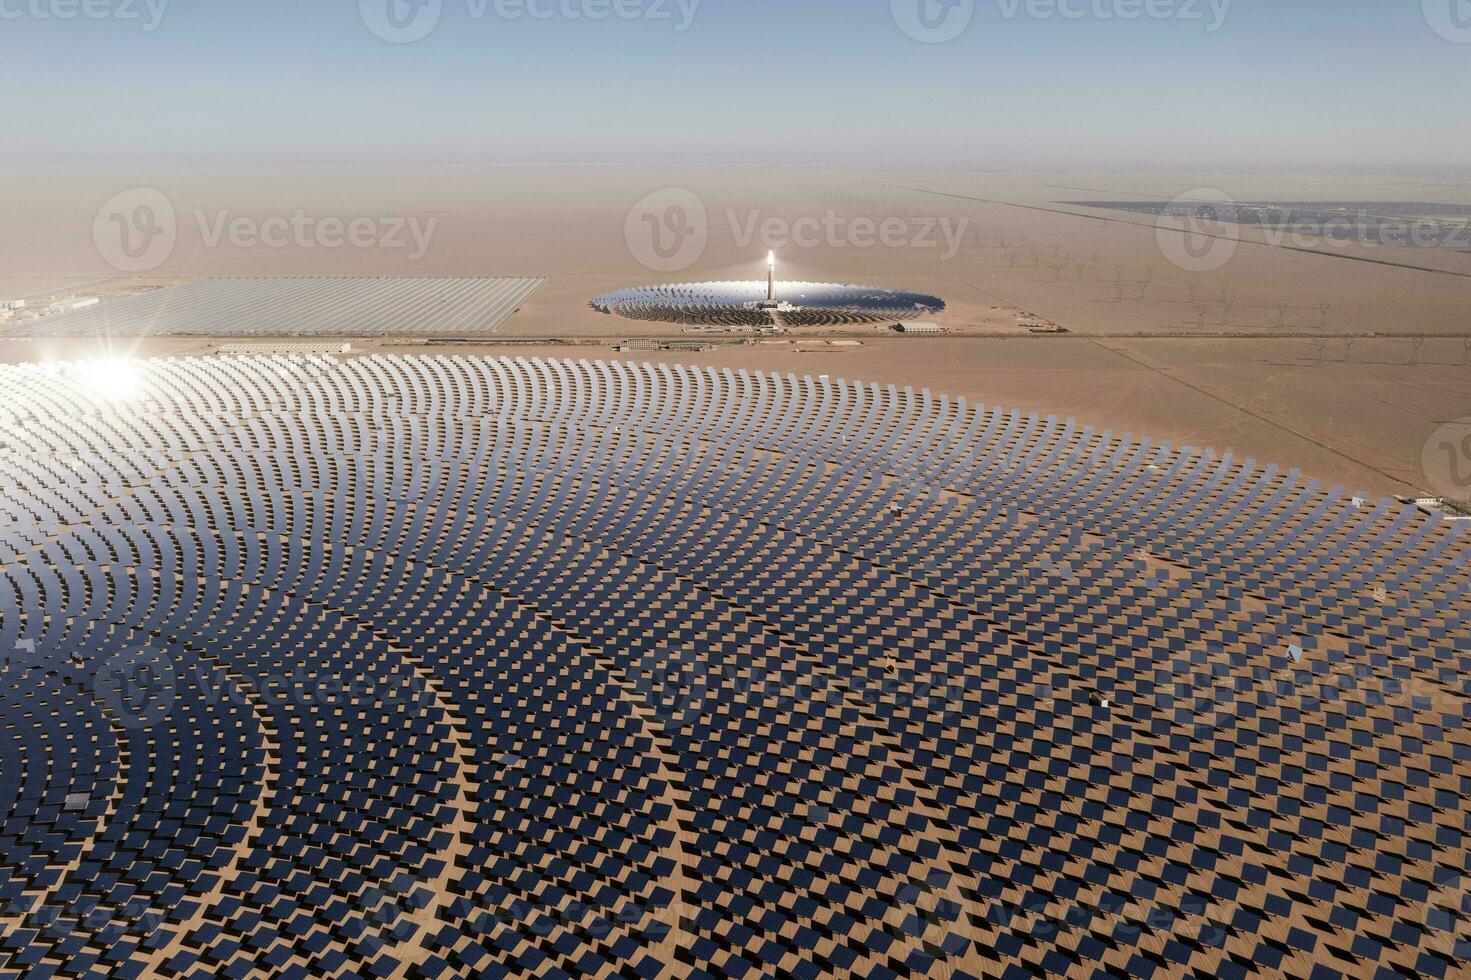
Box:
24;276;547;337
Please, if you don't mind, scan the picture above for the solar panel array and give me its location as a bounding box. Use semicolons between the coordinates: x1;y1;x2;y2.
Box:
26;277;547;337
1;354;1468;979
591;281;946;327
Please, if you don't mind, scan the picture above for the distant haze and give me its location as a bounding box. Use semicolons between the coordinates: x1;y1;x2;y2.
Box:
4;0;1469;169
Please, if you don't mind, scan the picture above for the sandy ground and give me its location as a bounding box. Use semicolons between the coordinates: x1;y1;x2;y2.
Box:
7;164;1469;334
3;164;1468;501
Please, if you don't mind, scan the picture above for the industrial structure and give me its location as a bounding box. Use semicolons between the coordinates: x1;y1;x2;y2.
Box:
592;254;945;328
47;297;99;315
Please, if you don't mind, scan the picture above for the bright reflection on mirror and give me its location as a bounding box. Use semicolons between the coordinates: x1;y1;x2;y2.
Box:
71;359;143;401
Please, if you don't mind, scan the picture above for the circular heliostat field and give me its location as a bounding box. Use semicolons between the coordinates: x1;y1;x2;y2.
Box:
2;355;1468;978
591;280;945;327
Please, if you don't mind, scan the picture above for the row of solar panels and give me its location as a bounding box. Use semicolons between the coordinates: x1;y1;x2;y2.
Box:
21;277;547;337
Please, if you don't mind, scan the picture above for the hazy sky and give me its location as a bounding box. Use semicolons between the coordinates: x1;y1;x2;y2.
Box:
4;0;1468;168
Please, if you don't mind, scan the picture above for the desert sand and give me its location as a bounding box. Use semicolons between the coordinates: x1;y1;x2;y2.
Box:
3;163;1468;501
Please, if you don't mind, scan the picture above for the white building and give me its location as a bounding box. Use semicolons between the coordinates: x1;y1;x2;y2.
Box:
49;297;100;314
895;321;943;335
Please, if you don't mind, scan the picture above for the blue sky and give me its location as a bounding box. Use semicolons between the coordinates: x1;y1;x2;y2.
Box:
4;0;1467;167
